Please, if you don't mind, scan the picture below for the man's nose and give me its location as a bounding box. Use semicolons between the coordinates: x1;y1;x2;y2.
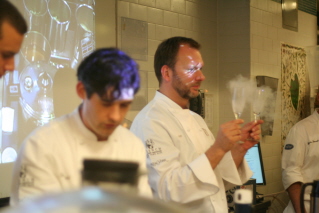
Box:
195;70;205;81
108;105;121;122
4;57;15;72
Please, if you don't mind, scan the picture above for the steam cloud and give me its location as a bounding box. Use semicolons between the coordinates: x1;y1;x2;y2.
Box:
227;75;277;124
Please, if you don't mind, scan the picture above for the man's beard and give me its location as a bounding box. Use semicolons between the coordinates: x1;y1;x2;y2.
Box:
172;72;199;99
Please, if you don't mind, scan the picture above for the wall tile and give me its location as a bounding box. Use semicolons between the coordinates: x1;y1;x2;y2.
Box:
257;0;268;11
118;1;130;17
251;34;263;49
203;21;216;37
263;38;273;52
155;0;171;10
129;3;147;21
251;7;263;23
171;28;186;37
261;143;273;158
199;2;216;21
257;22;268;36
269;52;277;65
147;7;164;24
265;169;274;183
122;0;138;3
250;21;259;35
251;49;259;63
220;48;250;63
263;63;274;75
267;181;285;194
219;35;249;49
273;41;281;53
299;12;317;36
137;57;153;71
262;11;273;26
148;23;156;39
171;0;186;14
139;0;156;7
258;50;269;64
148;71;158;87
185;30;199;41
192;17;201;32
220;21;249;36
267;25;277;40
263;156;271;171
218;0;249;9
272;143;282;157
148;39;160;56
272;14;282;28
250;0;258;8
186;1;199;18
178;14;193;30
268;0;278;14
164;11;179;28
155;25;172;40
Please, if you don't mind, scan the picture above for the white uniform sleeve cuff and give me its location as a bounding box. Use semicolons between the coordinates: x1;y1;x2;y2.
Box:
188;153;219;191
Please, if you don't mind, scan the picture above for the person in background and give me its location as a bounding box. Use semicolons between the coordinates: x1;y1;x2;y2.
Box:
11;48;152;205
282;86;319;213
130;36;263;213
0;0;27;78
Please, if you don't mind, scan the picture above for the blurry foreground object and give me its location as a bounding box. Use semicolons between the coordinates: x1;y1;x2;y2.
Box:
82;159;139;194
0;186;188;213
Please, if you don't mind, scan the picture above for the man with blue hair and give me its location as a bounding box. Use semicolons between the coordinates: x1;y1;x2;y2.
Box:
11;48;152;204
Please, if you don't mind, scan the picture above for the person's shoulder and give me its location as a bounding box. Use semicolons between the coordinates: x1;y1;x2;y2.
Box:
115;125;141;140
114;126;145;147
26;112;75;141
289;113;317;136
136;98;170;120
295;113;316;127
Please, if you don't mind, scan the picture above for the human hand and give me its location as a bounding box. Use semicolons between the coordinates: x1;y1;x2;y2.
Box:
214;119;245;153
238;120;264;150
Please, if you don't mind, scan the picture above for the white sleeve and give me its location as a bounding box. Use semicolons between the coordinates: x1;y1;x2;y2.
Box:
218;152;252;190
282;125;306;190
11;133;62;205
131;118;219;204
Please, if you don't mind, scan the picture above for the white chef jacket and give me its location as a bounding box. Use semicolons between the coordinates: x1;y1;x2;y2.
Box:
130;91;252;213
10;108;152;205
282;110;319;213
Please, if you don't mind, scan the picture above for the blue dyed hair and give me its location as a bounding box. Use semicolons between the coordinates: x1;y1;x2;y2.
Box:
77;48;140;101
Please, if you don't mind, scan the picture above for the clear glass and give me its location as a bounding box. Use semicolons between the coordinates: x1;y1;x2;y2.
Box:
232;87;245;119
231;87;246;144
252;88;266;122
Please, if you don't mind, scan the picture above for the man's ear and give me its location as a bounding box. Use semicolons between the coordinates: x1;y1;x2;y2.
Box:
76;82;86;100
161;65;173;82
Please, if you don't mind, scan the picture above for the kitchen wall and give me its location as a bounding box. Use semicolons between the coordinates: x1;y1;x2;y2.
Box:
117;0;220;132
113;0;317;211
